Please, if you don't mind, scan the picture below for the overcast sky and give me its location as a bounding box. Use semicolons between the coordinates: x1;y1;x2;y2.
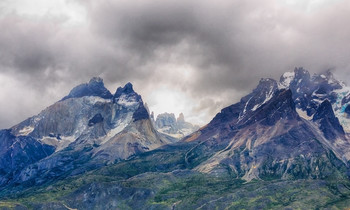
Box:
0;0;350;129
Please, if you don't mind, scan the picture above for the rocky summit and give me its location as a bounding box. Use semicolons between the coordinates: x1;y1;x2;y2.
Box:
2;69;350;209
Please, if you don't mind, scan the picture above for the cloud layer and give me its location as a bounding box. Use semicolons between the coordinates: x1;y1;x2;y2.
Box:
1;0;350;128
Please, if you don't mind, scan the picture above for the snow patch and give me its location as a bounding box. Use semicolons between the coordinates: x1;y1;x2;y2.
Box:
33;117;41;124
40;135;77;151
238;97;253;120
252;104;260;112
85;96;111;104
18;126;34;136
180;128;194;136
102;113;133;144
252;87;274;112
313;98;325;104
116;94;138;107
73;120;87;138
312;92;327;97
278;71;295;89
296;108;313;120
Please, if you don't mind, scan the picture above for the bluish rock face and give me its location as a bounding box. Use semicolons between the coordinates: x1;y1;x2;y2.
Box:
88;114;104;126
345;105;350;115
133;103;150;122
61;77;113;101
243;89;298;126
313;100;345;140
0;129;55;186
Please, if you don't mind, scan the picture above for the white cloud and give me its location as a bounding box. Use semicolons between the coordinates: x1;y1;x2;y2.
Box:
1;0;350;128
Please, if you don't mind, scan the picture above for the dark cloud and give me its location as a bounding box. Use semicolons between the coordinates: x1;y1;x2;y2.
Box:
1;0;350;128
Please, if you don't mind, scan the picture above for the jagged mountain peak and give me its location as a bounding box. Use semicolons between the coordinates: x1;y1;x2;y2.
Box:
241;89;298;126
277;67;346;118
313;99;345;140
279;67;310;88
114;82;136;97
113;82;142;107
61;77;113;101
177;113;185;123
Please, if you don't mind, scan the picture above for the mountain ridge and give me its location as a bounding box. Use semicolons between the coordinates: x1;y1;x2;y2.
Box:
2;68;350;209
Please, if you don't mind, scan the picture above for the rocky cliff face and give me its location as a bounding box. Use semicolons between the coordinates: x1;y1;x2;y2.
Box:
0;129;55;186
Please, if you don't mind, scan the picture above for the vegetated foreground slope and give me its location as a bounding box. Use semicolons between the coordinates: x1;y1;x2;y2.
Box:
2;68;350;209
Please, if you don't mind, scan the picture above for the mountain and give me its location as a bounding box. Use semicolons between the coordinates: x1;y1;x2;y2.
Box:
3;69;350;209
0;78;173;187
183;68;350;180
153;112;199;138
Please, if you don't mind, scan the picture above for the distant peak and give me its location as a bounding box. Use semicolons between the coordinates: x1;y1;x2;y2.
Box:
89;77;103;84
177;113;185;122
